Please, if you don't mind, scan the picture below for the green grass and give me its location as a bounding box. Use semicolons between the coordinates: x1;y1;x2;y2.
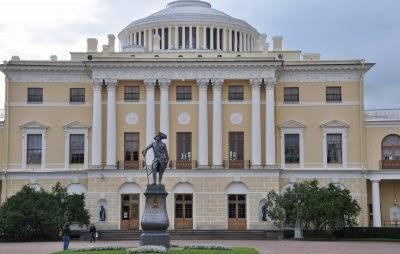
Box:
54;247;258;254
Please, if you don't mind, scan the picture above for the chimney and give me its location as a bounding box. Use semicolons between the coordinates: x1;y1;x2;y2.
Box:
102;45;110;54
87;38;98;52
11;55;20;61
303;53;321;61
108;34;116;52
50;55;58;61
272;36;283;51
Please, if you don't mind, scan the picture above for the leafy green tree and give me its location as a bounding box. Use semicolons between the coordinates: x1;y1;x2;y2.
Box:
0;183;90;241
265;180;360;233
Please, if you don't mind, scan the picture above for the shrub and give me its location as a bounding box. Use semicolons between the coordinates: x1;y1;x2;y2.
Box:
184;244;232;250
74;246;126;252
126;246;167;253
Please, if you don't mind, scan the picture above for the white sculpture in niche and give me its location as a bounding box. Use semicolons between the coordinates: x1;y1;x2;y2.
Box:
125;113;139;125
230;113;243;125
178;112;191;125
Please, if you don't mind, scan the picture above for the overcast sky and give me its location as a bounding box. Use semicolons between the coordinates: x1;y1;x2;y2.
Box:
0;0;399;110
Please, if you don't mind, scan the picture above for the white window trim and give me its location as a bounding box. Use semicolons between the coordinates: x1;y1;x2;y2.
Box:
64;122;90;170
322;127;348;169
20;122;48;170
280;128;304;169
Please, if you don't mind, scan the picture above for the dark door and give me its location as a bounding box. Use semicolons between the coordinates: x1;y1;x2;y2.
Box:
228;194;246;230
121;194;140;230
229;132;244;169
177;132;192;169
124;133;139;169
175;194;193;229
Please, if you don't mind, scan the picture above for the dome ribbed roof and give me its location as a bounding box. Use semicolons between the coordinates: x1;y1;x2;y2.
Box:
119;0;257;35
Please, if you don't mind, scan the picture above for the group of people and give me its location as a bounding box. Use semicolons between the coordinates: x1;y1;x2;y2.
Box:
59;223;98;250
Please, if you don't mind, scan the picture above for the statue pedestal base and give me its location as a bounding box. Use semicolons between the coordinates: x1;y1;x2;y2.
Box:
140;184;170;248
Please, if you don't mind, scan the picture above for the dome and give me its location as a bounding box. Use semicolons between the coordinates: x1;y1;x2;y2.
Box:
118;0;262;53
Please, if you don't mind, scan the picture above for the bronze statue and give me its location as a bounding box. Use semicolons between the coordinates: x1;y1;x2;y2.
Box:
262;202;268;221
99;205;106;222
142;132;169;185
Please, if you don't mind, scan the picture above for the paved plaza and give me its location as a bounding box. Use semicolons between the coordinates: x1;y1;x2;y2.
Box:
0;240;399;254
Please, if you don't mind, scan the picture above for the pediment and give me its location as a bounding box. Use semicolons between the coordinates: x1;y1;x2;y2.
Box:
320;120;349;128
63;121;91;130
19;121;48;130
279;120;305;129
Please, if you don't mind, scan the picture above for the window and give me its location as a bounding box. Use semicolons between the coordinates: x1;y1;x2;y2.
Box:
177;132;192;161
124;133;139;162
27;88;43;103
229;86;244;101
229;132;244;161
382;134;400;161
326;87;342;102
70;88;85;103
327;134;342;163
176;86;192;101
284;87;299;103
27;134;42;164
125;86;140;101
285;134;300;164
69;134;84;164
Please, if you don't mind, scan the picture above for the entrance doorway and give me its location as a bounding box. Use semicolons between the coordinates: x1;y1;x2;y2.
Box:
120;194;140;230
175;194;193;229
228;194;246;230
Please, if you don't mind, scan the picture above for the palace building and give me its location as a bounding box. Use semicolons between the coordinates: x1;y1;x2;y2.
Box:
0;0;399;231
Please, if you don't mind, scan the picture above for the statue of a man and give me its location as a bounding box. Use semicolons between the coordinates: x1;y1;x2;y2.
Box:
262;203;268;221
99;205;106;222
142;132;169;185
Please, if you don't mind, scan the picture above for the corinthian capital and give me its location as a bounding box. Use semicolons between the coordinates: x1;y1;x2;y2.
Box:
144;79;157;89
265;77;277;90
197;79;210;90
92;78;103;89
211;78;224;90
104;78;118;89
158;79;171;91
249;78;263;88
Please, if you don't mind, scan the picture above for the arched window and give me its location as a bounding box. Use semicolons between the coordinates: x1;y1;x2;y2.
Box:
382;134;400;161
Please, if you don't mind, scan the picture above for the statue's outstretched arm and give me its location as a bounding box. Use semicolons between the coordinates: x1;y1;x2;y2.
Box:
142;143;152;157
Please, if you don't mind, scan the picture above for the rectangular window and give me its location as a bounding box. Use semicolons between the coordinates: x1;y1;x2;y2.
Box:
206;28;211;49
176;86;192;101
228;86;244;101
326;87;342;103
69;134;84;164
124;86;140;101
27;134;42;164
70;88;85;103
178;27;183;49
229;132;244;161
27;88;43;103
285;134;300;164
124;133;139;162
284;87;299;103
192;27;196;49
327;133;342;164
185;27;190;49
177;132;192;161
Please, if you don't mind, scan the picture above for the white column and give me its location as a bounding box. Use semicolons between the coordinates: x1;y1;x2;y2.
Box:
223;28;227;51
138;31;142;46
189;26;193;49
175;26;179;49
168;27;172;49
92;79;103;168
106;78;117;168
145;79;156;165
233;30;237;52
372;180;382;227
239;32;243;52
228;29;232;52
210;27;214;50
144;30;147;48
203;26;207;49
149;29;153;52
182;26;186;49
216;28;220;50
159;79;170;149
196;26;200;49
265;78;276;166
197;79;209;168
133;32;137;45
161;27;165;50
212;79;224;167
244;33;247;52
250;79;262;168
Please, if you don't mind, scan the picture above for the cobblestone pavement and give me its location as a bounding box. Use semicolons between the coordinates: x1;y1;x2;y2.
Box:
0;240;400;254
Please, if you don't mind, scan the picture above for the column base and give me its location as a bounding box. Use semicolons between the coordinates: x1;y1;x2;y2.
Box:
212;165;224;169
91;165;102;169
106;165;117;170
265;165;277;169
251;165;263;170
197;165;210;169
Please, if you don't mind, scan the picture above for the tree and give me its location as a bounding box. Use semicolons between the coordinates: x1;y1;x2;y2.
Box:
265;180;361;233
0;183;90;241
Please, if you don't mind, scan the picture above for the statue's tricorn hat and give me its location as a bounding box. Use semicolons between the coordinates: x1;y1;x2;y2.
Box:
154;132;167;140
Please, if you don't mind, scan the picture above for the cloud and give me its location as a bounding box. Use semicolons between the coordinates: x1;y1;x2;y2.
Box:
0;0;399;109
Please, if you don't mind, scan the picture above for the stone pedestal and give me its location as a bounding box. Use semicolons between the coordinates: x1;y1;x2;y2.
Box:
140;184;170;248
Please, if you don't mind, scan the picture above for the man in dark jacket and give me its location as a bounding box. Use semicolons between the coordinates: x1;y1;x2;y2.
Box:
62;223;71;250
89;224;97;243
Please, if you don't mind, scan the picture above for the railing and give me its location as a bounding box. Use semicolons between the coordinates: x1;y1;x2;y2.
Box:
169;160;198;170
117;160;146;170
380;160;400;170
383;220;400;228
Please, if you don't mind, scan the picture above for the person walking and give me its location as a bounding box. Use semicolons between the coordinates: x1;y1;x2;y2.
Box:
62;223;71;251
89;224;97;243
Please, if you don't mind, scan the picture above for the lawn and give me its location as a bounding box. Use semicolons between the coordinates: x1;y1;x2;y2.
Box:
54;247;258;254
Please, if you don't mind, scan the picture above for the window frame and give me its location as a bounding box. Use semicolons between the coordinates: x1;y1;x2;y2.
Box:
26;134;42;165
326;86;342;103
228;85;244;101
124;132;140;162
176;86;192;101
284;87;299;103
64;122;89;170
177;132;192;161
326;133;343;164
27;88;43;104
284;134;300;164
124;86;140;101
321;123;348;168
69;134;85;164
280;124;304;169
229;132;244;161
69;88;85;104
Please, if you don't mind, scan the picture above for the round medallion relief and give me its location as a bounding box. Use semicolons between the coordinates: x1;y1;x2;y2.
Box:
178;112;191;125
230;113;243;125
125;113;139;125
